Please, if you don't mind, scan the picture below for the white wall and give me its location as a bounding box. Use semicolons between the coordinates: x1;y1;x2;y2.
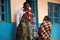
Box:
10;0;26;22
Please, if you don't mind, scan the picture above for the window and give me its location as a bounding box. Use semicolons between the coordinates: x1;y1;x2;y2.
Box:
53;6;58;23
48;3;60;24
48;5;53;23
0;0;4;22
0;0;11;22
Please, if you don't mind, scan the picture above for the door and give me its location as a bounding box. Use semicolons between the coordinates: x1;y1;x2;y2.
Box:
26;0;38;39
26;0;38;28
48;2;60;38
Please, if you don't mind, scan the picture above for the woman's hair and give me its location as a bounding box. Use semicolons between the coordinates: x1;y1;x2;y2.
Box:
43;16;51;22
23;2;29;6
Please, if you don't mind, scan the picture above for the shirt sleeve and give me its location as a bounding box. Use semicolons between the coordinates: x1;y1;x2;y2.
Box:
16;8;25;27
16;10;21;27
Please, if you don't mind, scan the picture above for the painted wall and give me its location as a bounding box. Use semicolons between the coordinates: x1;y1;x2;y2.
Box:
38;0;60;23
0;23;16;40
10;0;26;22
0;0;26;40
10;0;60;23
10;0;60;29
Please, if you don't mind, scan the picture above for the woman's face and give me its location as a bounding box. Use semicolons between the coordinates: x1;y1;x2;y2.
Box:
25;4;29;9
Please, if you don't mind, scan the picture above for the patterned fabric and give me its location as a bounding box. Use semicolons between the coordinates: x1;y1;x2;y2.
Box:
38;21;52;40
16;14;33;40
16;8;24;27
16;7;32;27
25;7;32;22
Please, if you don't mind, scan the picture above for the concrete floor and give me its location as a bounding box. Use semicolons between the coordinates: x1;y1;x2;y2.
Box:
51;38;60;40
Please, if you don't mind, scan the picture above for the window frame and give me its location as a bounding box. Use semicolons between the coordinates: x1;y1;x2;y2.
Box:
48;2;60;24
0;0;11;23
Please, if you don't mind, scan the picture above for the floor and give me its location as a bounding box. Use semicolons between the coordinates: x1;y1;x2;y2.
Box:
51;38;60;40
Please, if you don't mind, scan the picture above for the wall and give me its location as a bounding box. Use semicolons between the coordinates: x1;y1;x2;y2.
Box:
0;23;16;40
10;0;60;23
0;0;26;40
10;0;26;22
38;0;60;23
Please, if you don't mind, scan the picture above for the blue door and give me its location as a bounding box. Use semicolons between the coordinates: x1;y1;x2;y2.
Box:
48;2;60;38
26;0;38;39
26;0;38;28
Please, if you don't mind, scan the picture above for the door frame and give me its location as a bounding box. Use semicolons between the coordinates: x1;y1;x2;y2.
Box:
4;0;11;22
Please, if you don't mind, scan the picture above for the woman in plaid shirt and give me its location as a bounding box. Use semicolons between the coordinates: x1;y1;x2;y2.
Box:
38;16;52;40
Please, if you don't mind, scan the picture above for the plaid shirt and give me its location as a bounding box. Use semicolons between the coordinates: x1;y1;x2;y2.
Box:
38;21;52;40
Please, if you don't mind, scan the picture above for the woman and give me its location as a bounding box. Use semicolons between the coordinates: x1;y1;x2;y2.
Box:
38;16;52;40
16;2;33;40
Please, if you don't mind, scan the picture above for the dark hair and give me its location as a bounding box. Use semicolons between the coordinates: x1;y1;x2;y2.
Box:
43;16;51;22
23;2;29;6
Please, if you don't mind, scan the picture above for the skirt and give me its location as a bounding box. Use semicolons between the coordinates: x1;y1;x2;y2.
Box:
16;14;33;40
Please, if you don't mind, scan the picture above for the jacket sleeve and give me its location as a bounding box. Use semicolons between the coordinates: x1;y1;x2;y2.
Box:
16;10;21;27
16;8;24;27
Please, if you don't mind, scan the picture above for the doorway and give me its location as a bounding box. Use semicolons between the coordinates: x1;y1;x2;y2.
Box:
26;0;38;39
